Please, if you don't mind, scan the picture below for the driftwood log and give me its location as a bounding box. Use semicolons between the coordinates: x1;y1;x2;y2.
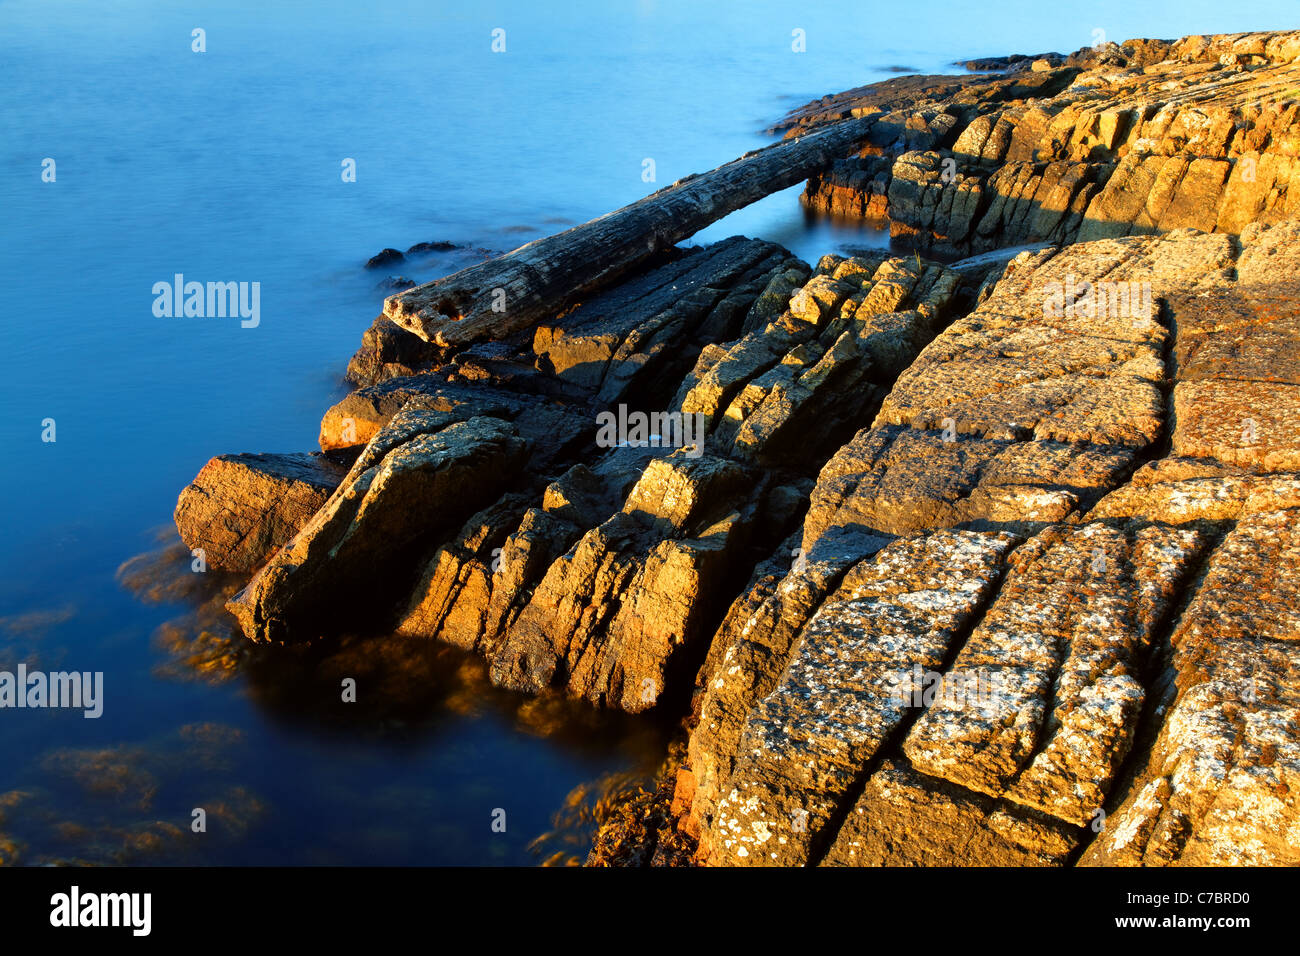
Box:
383;116;875;347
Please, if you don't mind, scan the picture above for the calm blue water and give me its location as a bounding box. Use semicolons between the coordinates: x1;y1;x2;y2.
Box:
1;0;1294;864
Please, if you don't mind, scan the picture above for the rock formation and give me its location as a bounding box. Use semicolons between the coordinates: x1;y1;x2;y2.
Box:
791;33;1300;260
175;453;348;573
172;30;1300;866
665;217;1300;868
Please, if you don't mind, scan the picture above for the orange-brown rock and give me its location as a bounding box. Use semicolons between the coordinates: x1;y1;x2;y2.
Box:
174;453;346;572
788;31;1300;259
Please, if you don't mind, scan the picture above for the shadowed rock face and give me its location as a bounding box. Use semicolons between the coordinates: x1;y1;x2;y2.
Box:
169;28;1300;867
226;414;530;644
531;236;802;407
387;251;966;711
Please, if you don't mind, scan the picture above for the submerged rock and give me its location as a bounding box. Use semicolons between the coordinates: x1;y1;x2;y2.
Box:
375;275;416;292
365;248;405;269
406;241;459;255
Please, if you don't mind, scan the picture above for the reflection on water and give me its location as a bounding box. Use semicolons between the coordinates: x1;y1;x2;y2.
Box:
694;185;893;265
528;771;650;867
120;533;670;752
3;722;263;865
0;604;76;674
0;535;671;865
118;534;250;686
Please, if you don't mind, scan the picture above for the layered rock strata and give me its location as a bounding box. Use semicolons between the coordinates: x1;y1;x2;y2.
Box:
170;29;1300;867
666;218;1300;867
789;32;1300;259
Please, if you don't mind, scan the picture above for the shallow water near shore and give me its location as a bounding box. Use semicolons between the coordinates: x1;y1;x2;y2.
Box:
2;0;1294;863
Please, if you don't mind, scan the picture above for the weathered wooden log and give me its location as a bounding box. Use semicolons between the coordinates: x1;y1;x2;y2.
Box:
383;116;875;347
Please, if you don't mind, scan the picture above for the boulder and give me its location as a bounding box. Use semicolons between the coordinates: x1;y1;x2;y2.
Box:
227;413;529;643
364;248;405;269
174;453;346;573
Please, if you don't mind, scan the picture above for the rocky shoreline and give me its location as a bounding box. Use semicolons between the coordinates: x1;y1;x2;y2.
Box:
175;30;1300;866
